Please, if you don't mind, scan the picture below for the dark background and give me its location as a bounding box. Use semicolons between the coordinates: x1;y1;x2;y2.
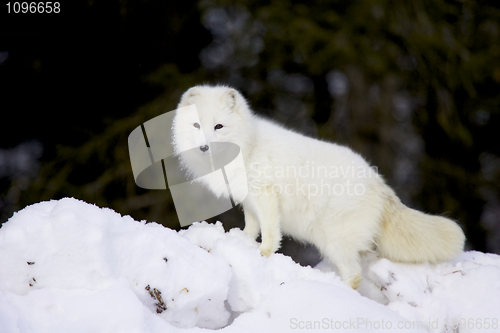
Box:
1;0;499;264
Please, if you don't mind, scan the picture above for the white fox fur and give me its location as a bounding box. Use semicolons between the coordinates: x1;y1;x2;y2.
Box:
172;85;465;289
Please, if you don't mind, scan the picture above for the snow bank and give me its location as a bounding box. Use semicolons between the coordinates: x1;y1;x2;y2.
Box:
0;198;498;332
359;252;500;332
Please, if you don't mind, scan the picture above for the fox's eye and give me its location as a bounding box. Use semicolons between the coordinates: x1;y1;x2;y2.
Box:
193;123;200;129
214;124;223;130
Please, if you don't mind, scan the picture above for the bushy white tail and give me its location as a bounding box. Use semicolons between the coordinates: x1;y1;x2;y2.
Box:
377;188;465;263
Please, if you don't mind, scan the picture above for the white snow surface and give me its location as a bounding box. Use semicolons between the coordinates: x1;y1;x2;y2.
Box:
0;198;499;332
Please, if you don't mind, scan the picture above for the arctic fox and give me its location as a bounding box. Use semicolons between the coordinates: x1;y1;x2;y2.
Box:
172;85;465;289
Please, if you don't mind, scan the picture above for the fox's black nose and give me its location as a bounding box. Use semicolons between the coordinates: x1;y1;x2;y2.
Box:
200;145;209;152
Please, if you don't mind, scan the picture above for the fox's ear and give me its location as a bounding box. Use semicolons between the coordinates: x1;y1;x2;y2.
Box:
185;87;200;100
179;87;200;107
223;88;238;110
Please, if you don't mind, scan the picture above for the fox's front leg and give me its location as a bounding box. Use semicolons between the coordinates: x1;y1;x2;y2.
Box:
243;207;260;240
244;189;281;257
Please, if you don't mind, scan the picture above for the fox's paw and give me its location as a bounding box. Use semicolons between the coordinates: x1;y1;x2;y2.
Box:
259;243;276;257
347;274;362;290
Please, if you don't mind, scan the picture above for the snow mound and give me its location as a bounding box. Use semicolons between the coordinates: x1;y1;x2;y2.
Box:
359;251;500;332
0;198;498;332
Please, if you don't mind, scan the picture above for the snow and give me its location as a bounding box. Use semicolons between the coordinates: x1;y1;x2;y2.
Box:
0;198;499;332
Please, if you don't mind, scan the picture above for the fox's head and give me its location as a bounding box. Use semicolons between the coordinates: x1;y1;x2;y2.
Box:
172;85;252;155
